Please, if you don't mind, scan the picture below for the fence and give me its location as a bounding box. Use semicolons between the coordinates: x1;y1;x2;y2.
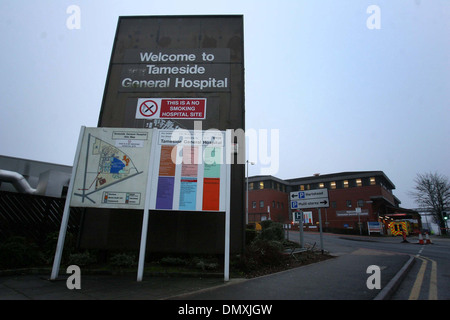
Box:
0;191;83;245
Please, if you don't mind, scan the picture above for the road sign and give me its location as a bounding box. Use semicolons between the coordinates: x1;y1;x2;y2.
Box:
292;198;329;209
293;210;303;221
290;188;329;209
290;188;328;200
295;197;329;209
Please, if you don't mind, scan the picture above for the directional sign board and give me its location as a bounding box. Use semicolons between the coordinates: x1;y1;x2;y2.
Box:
290;188;329;209
290;188;328;200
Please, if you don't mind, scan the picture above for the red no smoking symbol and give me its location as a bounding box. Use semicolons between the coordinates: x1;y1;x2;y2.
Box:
139;100;158;117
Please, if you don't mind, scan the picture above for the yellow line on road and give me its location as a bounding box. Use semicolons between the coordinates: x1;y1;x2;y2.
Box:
427;257;437;300
408;256;438;300
409;257;427;300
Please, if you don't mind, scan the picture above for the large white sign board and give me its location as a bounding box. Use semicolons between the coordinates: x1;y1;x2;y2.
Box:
69;127;153;209
51;127;231;282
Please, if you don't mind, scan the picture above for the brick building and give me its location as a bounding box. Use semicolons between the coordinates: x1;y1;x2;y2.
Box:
247;171;421;234
247;176;290;223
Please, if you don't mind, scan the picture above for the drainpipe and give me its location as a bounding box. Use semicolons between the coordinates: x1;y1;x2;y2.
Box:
0;169;37;194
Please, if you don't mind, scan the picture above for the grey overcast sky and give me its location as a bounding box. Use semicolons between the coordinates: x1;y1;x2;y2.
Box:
0;0;449;209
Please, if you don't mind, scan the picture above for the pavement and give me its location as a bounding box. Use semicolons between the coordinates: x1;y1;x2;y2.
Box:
0;245;414;300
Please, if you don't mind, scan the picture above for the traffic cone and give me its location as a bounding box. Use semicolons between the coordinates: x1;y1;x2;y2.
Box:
418;233;424;245
425;233;432;244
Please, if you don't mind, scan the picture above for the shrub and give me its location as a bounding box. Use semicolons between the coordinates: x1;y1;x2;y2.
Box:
109;253;137;269
258;220;284;242
0;236;42;269
68;251;96;267
160;256;188;267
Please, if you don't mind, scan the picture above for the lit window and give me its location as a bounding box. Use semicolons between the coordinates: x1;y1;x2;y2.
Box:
319;183;324;188
370;177;376;185
356;179;362;187
343;180;349;188
330;181;336;189
249;182;254;190
259;181;264;189
300;185;305;191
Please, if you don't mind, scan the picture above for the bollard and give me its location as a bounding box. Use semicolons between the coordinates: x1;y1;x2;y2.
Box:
401;231;409;243
418;233;424;245
425;233;432;244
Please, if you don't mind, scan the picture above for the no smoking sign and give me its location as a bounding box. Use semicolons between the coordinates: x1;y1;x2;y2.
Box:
135;98;207;120
139;100;159;118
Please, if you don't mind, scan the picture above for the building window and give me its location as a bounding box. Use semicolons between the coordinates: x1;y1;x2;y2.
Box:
331;201;337;208
356;178;362;187
252;201;256;208
343;180;349;188
319;182;324;188
272;201;276;208
259;200;264;208
330;181;336;189
346;200;352;208
249;182;254;190
370;177;376;185
357;199;365;207
300;185;305;191
259;181;264;189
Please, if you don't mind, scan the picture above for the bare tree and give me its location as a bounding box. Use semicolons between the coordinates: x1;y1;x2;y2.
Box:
411;172;450;235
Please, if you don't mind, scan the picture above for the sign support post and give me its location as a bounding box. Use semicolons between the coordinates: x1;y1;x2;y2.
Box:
50;126;85;280
318;208;324;254
298;210;304;248
224;158;231;282
137;130;159;282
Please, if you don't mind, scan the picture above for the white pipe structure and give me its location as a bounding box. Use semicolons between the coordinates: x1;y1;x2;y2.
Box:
0;169;37;194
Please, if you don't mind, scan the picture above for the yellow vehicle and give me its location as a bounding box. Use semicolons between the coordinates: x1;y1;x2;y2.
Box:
389;221;411;236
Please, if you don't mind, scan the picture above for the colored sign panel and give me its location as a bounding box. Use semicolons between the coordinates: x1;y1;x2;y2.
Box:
136;98;207;120
70;127;152;209
149;129;227;211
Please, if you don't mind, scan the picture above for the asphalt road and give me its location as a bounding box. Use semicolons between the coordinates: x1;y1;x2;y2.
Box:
287;230;450;300
2;231;448;301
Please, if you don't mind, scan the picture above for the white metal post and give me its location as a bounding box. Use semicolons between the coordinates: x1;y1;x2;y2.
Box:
50;126;85;280
224;131;232;282
137;129;158;282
